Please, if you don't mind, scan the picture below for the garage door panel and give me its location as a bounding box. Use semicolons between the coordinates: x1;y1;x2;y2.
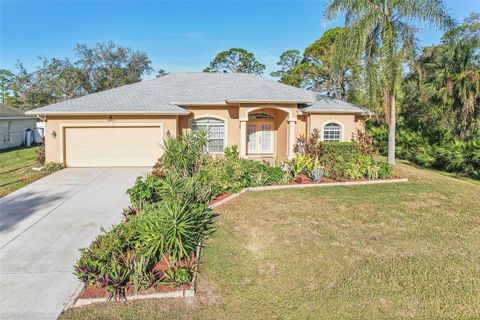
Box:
65;127;163;167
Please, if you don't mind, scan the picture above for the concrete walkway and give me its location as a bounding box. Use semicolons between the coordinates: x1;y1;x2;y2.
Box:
0;167;148;320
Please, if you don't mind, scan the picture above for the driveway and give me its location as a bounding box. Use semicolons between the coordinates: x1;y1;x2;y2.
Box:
0;167;148;320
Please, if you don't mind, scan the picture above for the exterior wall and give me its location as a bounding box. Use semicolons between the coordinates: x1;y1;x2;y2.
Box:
44;115;178;163
296;115;308;138
42;108;368;164
0;118;36;150
178;104;297;160
308;113;365;142
178;106;239;149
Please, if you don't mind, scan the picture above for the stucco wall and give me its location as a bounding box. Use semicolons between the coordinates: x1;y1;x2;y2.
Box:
43;109;368;164
0;118;36;150
44;115;178;163
178;106;240;148
309;114;364;142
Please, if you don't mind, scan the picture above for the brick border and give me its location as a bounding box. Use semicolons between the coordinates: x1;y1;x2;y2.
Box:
208;178;408;209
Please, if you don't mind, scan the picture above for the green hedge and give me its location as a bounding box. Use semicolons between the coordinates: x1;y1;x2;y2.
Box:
317;142;393;180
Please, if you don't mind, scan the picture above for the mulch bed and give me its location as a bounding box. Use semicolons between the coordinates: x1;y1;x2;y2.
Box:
78;282;192;299
209;193;233;206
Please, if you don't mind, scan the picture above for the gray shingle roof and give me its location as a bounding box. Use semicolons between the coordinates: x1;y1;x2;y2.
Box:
26;73;370;115
299;97;373;115
0;104;34;118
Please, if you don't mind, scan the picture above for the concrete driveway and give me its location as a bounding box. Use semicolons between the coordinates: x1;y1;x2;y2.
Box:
0;167;148;320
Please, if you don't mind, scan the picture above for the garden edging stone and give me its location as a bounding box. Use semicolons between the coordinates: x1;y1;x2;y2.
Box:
208;178;408;209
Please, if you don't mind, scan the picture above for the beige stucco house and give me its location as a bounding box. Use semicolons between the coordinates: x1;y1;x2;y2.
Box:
26;73;372;167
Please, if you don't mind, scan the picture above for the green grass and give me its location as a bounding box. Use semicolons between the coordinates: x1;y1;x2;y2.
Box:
0;146;46;197
60;163;480;319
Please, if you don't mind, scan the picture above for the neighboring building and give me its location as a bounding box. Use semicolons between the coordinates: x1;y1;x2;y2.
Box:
0;104;36;150
26;73;372;167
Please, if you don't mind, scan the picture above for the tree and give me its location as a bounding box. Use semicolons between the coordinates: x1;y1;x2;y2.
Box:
204;48;265;74
11;59;80;107
10;42;153;107
74;41;153;93
0;69;14;103
270;50;303;86
156;69;169;77
403;14;480;140
271;28;362;101
325;0;453;165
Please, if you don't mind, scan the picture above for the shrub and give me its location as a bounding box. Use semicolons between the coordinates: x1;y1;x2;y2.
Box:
195;156;286;195
317;142;392;180
127;175;164;210
369;121;480;179
293;128;321;158
74;221;139;289
41;162;63;173
436;138;480;179
137;199;215;263
354;129;375;154
224;145;239;159
175;267;192;284
378;161;394;178
283;154;315;179
159;129;208;177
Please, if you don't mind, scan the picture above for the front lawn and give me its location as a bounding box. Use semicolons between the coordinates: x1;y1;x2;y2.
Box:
60;161;480;319
0;146;46;197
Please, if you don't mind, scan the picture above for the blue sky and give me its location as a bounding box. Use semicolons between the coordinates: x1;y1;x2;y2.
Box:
1;0;478;78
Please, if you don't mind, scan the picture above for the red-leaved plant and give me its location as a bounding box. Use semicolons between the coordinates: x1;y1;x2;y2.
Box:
354;129;375;154
293;128;321;158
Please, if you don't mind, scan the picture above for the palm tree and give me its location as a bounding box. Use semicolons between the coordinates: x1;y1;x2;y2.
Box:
324;0;453;165
425;36;480;140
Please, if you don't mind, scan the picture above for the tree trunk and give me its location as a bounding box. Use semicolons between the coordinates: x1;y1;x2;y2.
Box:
387;93;396;166
383;86;391;124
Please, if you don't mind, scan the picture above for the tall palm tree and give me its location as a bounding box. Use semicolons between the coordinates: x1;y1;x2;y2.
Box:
324;0;453;165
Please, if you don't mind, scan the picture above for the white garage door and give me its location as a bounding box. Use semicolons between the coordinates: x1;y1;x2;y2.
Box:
65;126;163;167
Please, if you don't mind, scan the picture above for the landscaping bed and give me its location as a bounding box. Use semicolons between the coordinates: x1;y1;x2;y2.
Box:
61;162;480;319
70;129;399;307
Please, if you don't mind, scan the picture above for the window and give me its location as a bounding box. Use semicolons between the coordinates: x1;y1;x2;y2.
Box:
323;122;341;142
248;113;273;120
2;121;12;142
192;117;225;152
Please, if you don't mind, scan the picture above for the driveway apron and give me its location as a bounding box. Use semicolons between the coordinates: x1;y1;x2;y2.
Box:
0;167;148;320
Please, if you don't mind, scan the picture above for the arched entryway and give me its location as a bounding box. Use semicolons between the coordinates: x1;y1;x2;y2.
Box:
239;106;297;160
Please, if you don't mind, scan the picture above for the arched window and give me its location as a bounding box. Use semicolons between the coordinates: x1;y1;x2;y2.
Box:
248;113;273;120
192;117;225;152
323;122;342;142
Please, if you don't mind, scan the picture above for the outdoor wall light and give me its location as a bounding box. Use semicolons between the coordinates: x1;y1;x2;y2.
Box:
108;116;113;122
51;130;57;138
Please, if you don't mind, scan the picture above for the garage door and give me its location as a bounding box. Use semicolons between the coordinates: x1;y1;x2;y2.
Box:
65;126;163;167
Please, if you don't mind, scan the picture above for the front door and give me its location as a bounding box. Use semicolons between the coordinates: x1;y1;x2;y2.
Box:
247;122;274;154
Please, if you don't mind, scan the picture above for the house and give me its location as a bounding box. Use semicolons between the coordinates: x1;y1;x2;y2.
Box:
0;104;37;150
26;73;372;167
